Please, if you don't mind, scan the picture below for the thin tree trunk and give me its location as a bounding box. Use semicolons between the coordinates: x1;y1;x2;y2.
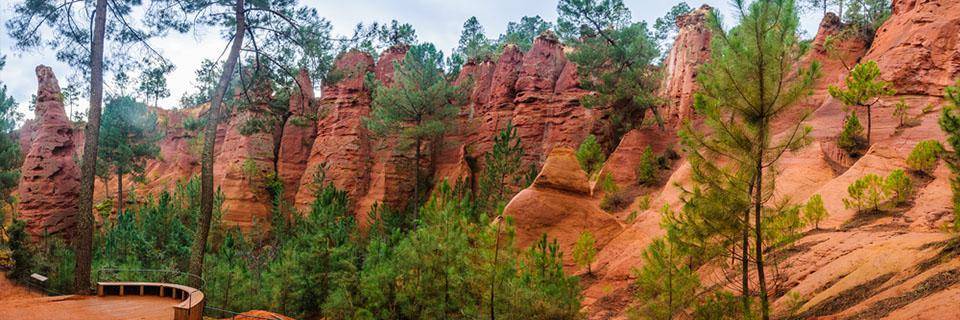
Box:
116;170;123;216
74;0;108;295
866;105;872;146
741;204;751;317
413;135;421;219
188;0;246;288
490;219;501;320
755;133;770;320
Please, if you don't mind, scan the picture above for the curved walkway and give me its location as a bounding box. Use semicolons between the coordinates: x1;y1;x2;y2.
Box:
0;277;205;320
0;294;177;319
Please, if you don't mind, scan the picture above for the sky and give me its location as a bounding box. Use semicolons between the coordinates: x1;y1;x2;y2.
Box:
0;0;823;120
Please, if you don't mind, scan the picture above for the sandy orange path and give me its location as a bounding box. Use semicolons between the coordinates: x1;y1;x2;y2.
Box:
0;294;178;319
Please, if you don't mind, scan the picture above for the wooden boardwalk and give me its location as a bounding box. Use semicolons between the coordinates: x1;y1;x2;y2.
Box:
0;294;177;319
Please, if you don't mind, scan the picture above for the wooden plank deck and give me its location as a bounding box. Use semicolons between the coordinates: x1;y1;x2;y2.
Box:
0;294;177;319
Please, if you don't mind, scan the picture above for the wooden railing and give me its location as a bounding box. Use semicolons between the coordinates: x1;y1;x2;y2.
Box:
96;281;205;320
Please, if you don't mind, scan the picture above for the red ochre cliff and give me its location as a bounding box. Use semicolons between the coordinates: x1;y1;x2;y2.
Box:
14;1;960;318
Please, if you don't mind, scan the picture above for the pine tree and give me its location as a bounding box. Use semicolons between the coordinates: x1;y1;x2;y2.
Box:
829;60;895;146
0;57;22;215
576;134;605;176
455;17;494;62
632;238;700;320
6;0;183;294
653;2;693;58
938;79;960;231
843;173;888;212
803;194;828;230
906;140;944;175
138;63;175;108
684;1;819;318
163;0;336;287
478;122;525;216
636;146;659;186
838;111;867;153
893;98;909;128
885;169;913;206
499;16;553;51
97;96;161;216
558;0;663;151
366;43;465;216
572;232;597;274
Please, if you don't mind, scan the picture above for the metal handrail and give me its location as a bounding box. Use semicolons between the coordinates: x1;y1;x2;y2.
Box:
95;268;205;290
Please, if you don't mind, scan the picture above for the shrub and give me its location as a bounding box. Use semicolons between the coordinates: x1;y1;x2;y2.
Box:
843;173;888;212
635;195;651;211
572;232;597;274
803;194;828;230
885;169;913;206
576;134;606;176
894;99;909;128
636;146;658;186
906;140;944;174
6;219;33;280
838;112;867;153
601;191;632;212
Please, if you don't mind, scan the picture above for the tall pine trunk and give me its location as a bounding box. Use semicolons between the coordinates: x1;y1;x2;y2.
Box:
755;152;770;320
116;170;123;216
188;0;246;288
74;0;108;294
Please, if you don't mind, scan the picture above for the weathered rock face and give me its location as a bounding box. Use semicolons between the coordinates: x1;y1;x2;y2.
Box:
294;50;376;216
502;147;622;268
17;66;82;237
277;70;318;204
658;4;712;125
213;82;277;231
864;0;960;96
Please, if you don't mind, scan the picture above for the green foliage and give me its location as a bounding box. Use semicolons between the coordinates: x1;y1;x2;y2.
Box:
906;140;944;175
366;43;465;208
636;146;659;186
576;135;606;176
0;56;22;208
561;0;662;148
829;60;895;145
556;0;631;41
138;62;174;107
829;61;894;107
885;169;913;206
499;16;553;51
6;219;33;281
838;112;867;153
33;236;76;293
894;98;910;128
378;20;418;48
478;122;526;216
940;79;960;231
803;194;828;230
179;59;223;107
843;0;892;37
678;1;818;317
652;2;693;58
843;173;889;212
572;232;596;274
97;96;161;181
326;185;582;319
455;16;495;62
599;175;630;212
631;238;700;320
